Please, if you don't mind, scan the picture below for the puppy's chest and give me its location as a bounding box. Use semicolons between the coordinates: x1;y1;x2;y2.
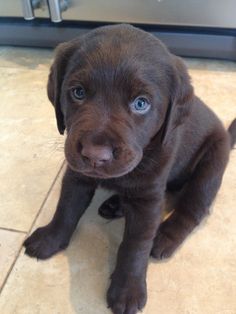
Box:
100;175;144;194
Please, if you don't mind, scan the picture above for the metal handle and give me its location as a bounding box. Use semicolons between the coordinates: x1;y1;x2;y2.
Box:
48;0;68;23
21;0;41;20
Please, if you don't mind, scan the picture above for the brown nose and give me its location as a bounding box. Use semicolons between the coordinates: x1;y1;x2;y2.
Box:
81;144;113;167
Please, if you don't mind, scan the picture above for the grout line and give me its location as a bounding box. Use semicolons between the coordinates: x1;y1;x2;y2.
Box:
0;160;66;295
25;159;66;236
0;227;26;234
0;236;26;295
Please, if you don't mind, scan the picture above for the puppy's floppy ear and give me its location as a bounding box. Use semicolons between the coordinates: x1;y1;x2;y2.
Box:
47;41;76;135
161;56;194;145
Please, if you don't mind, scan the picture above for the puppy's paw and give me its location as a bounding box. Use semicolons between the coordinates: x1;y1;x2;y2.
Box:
98;195;124;220
151;229;180;260
24;225;69;260
107;274;147;314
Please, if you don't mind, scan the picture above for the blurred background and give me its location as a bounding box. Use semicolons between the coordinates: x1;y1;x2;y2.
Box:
0;0;236;60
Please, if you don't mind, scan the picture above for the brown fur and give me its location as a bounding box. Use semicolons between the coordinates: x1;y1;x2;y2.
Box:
24;24;236;314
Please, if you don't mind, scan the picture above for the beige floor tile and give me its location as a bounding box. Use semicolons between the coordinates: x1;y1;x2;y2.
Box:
0;47;53;71
0;229;26;289
0;167;121;314
0;67;64;231
187;59;236;125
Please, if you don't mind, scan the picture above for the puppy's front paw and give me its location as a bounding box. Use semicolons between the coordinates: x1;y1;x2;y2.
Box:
107;274;147;314
24;224;69;260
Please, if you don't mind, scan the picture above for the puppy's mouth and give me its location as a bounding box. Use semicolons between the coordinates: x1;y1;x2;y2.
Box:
67;159;140;179
64;131;143;179
83;170;121;179
83;164;138;179
84;169;117;179
65;148;142;179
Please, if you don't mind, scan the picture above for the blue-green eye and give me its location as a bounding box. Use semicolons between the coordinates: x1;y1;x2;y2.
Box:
131;97;151;114
72;85;86;101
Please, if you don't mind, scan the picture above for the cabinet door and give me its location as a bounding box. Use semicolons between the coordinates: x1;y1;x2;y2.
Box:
0;0;49;19
61;0;236;28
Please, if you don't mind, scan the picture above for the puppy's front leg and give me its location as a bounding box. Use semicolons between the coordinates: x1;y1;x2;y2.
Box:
24;166;97;259
107;194;163;314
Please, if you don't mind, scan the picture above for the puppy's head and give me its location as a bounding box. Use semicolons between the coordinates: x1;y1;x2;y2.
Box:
48;24;193;179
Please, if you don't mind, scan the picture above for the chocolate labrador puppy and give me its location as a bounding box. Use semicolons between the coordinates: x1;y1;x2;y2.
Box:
24;24;236;314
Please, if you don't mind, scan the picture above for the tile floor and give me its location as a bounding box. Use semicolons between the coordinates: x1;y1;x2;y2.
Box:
0;46;235;314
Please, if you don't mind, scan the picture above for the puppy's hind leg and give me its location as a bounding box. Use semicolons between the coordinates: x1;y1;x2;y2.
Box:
151;133;230;260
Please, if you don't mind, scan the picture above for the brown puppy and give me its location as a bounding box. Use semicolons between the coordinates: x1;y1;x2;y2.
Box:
24;24;236;314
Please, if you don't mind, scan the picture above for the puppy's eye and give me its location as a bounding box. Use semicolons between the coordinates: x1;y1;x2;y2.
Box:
130;97;151;114
71;85;86;101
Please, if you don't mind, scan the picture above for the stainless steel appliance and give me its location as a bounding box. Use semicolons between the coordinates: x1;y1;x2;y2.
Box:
0;0;236;60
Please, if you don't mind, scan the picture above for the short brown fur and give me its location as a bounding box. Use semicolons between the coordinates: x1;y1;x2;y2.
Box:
24;24;236;314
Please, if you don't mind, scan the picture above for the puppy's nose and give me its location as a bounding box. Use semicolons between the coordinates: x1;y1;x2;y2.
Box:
81;144;113;167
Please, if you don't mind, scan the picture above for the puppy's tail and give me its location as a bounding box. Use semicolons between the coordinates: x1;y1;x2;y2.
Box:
228;118;236;148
